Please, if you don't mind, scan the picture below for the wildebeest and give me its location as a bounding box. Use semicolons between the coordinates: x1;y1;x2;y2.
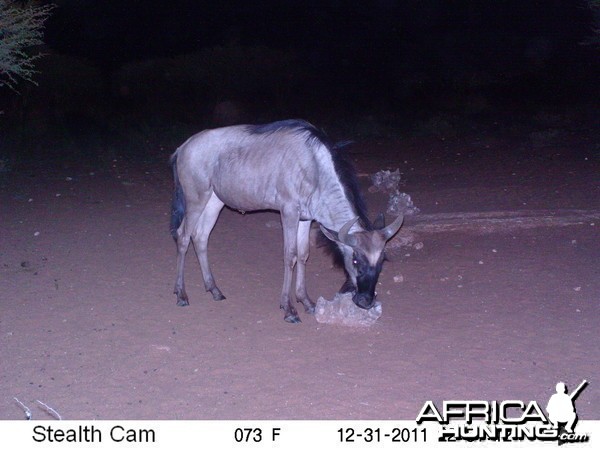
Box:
170;119;403;323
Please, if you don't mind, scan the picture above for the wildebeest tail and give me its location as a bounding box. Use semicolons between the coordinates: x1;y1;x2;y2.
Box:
170;153;185;241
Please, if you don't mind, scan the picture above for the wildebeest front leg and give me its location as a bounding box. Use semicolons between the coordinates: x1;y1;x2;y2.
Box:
295;220;315;314
280;209;300;323
192;192;226;301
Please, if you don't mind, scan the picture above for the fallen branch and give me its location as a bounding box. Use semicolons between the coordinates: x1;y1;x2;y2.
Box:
13;397;62;420
36;400;62;420
13;397;32;420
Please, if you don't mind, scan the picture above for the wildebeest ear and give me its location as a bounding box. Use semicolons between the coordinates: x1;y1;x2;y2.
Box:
319;225;340;243
372;212;385;230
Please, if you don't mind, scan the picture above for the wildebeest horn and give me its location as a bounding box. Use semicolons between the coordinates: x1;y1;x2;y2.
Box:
380;214;404;240
339;217;359;246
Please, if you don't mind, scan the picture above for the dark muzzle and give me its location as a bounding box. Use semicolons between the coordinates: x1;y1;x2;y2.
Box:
353;292;377;309
353;266;380;309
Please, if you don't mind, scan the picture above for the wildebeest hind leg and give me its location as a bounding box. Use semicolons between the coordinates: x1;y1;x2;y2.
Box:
174;230;191;306
192;192;226;301
173;188;212;306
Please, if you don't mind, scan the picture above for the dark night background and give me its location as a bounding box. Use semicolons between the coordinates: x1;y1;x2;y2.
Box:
1;2;600;421
1;0;598;159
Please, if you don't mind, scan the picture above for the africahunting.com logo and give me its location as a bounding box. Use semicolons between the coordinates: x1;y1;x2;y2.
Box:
416;380;590;444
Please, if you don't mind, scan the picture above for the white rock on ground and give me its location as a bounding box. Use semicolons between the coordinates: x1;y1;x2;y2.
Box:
314;292;382;327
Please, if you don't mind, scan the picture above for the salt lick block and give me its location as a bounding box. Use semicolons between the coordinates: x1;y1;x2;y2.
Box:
314;292;382;327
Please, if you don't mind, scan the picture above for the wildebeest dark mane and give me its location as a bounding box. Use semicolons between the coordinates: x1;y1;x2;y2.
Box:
245;119;329;148
319;140;373;269
327;141;372;231
248;120;372;272
247;120;371;231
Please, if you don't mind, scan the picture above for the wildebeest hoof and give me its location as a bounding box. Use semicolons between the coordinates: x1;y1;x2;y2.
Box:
284;314;302;324
297;299;315;315
208;287;226;301
212;292;226;301
174;287;189;306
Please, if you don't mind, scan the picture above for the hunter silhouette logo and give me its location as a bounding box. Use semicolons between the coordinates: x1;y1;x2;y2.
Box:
416;379;590;443
546;380;589;444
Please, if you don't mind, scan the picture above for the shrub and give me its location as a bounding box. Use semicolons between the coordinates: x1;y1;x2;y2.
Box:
0;1;54;91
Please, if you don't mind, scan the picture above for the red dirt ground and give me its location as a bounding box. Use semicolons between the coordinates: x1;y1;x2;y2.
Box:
1;133;598;420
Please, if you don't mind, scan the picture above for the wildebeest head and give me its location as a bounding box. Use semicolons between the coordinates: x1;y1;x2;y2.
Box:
320;214;404;309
